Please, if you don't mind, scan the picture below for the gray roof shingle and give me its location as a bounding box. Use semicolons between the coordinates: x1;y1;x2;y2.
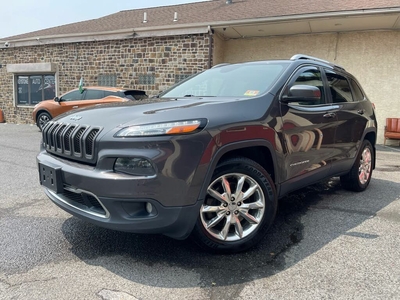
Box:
5;0;400;40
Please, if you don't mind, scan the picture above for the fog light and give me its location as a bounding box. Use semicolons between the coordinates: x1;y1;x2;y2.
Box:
146;202;153;214
114;157;155;176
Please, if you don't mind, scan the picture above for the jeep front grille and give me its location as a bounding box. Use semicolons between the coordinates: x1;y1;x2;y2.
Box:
42;121;101;164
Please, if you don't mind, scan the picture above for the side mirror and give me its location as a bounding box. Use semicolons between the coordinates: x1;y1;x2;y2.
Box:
54;96;60;103
281;85;321;103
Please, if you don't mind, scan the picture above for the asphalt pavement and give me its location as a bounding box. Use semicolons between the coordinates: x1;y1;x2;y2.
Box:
0;123;399;300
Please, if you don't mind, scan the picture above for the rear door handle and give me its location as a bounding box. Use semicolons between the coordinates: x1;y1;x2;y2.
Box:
357;109;364;115
323;112;336;118
72;106;79;109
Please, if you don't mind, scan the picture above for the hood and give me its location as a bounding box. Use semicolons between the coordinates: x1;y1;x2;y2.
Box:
54;95;274;136
55;97;224;127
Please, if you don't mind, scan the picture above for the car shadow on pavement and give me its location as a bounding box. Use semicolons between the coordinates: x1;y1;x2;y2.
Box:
61;176;398;289
376;144;400;153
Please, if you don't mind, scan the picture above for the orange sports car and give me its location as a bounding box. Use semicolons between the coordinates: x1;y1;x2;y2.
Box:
32;86;147;130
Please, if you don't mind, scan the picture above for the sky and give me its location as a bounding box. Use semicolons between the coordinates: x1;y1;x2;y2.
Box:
1;0;209;39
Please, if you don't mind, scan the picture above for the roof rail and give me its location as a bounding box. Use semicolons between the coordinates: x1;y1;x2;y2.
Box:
290;54;345;71
212;63;230;68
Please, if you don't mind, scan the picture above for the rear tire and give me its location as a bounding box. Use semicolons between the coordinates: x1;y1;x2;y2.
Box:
340;140;373;192
37;112;52;131
191;157;277;253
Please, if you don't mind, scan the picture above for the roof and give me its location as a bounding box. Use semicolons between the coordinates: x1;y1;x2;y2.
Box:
67;85;144;93
69;86;132;92
2;0;400;43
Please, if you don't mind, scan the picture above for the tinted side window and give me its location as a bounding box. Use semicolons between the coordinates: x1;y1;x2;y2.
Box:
85;90;105;100
285;67;325;105
349;79;365;102
61;90;84;101
104;91;118;97
325;70;353;103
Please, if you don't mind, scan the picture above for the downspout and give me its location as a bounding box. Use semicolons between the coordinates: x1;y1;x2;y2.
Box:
207;25;214;69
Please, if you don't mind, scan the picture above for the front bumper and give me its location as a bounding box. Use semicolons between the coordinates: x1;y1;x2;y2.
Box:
43;186;202;239
36;132;211;239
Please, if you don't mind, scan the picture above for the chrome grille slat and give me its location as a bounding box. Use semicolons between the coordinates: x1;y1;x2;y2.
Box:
42;121;101;164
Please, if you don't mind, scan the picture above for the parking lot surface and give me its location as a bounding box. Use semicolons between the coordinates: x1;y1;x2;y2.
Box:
1;123;399;300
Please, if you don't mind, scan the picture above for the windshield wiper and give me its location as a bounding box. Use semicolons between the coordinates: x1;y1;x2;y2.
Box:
182;95;216;97
159;95;216;99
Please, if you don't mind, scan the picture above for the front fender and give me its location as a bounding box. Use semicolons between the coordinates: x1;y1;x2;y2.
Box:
196;138;280;203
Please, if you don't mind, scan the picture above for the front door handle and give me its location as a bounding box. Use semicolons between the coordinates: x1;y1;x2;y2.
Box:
72;106;79;109
323;112;336;118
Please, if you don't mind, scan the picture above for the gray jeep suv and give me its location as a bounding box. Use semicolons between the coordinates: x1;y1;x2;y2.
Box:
37;54;377;253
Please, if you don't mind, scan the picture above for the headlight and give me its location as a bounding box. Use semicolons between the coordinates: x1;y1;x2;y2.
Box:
115;119;205;137
114;157;156;176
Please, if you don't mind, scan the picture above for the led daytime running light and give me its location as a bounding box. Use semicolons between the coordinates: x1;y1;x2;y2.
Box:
116;120;202;137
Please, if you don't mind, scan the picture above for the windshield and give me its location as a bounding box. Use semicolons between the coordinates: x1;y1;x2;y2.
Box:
161;62;288;99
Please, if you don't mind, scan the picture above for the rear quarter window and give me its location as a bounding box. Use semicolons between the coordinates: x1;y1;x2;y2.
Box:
349;79;365;102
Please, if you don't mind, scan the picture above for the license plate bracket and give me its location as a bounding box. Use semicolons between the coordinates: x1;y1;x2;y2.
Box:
38;162;63;194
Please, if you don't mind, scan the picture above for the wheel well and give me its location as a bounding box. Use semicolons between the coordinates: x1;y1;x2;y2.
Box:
218;146;275;183
364;132;376;146
364;131;376;169
36;110;51;122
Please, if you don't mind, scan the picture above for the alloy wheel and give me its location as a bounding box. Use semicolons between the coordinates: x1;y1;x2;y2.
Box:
200;173;265;242
358;147;372;184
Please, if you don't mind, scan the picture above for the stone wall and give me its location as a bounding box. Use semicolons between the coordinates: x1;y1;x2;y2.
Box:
0;34;210;124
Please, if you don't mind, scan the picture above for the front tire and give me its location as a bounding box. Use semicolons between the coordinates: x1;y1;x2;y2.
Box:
191;157;277;253
37;112;52;131
340;140;374;192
